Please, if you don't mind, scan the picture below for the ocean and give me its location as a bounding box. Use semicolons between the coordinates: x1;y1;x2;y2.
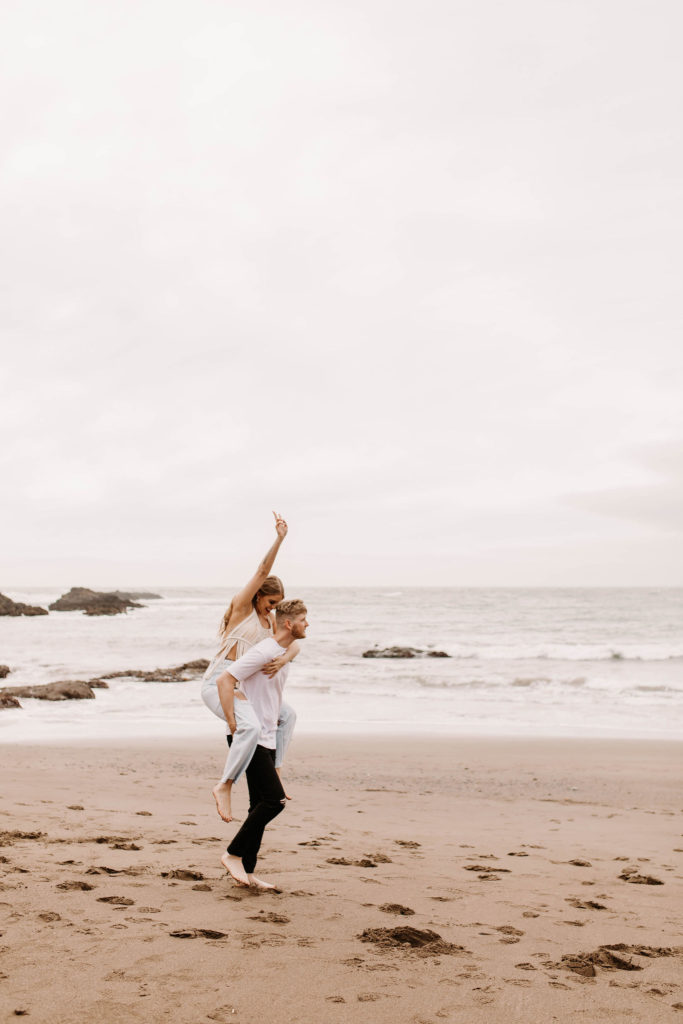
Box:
1;587;682;743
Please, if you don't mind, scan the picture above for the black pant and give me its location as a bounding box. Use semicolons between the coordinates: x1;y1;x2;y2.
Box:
227;745;285;874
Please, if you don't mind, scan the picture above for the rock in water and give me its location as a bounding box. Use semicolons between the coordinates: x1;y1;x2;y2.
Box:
0;665;9;678
362;646;450;659
2;680;97;701
0;593;48;617
48;587;143;616
98;660;209;682
0;692;21;710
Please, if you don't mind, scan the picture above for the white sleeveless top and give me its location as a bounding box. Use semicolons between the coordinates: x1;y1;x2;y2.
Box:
203;607;274;681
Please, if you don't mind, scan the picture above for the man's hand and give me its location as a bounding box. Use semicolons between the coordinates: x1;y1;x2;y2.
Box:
275;765;292;800
227;715;237;735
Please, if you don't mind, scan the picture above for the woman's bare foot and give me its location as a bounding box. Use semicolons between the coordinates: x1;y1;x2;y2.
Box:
248;874;277;890
221;852;249;885
212;782;233;823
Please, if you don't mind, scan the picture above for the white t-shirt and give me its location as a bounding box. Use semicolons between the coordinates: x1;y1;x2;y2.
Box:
229;637;289;749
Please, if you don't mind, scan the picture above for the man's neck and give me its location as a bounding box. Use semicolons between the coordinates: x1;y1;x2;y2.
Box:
273;627;294;648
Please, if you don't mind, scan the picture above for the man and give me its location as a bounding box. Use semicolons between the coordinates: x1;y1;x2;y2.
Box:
216;598;308;890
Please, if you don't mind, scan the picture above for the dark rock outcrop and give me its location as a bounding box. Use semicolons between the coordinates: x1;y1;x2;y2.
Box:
98;659;209;683
0;659;208;711
1;680;100;701
0;593;49;617
49;588;143;616
0;665;9;679
362;646;450;659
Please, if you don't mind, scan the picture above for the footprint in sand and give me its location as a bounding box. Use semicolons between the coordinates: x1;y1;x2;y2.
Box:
619;867;664;885
57;881;94;891
379;904;415;916
495;926;524;944
394;840;421;849
359;926;467;956
97;896;135;906
161;869;204;881
559;943;680;980
170;927;228;939
247;911;290;924
0;830;44;844
463;864;510;881
38;912;61;922
207;1005;239;1021
566;898;606;910
464;862;510;872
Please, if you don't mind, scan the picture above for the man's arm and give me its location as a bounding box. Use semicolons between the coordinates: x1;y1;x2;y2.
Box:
229;640;279;685
216;671;238;733
217;641;279;729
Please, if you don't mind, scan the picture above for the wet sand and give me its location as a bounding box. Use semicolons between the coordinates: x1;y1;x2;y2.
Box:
0;735;682;1022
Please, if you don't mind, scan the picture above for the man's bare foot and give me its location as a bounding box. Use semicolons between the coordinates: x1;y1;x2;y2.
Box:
212;782;233;823
221;852;249;886
248;874;277;890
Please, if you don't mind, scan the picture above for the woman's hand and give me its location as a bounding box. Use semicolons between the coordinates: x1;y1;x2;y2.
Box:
263;654;288;678
273;510;288;540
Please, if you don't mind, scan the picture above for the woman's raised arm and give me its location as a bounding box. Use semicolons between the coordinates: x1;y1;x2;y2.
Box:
229;512;288;620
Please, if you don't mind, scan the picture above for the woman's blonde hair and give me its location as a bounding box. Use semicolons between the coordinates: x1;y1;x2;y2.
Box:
217;575;285;645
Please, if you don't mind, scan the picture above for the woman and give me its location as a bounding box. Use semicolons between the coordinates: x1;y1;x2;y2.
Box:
201;512;298;824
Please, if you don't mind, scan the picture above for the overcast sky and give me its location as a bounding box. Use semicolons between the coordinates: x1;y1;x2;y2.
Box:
2;0;682;587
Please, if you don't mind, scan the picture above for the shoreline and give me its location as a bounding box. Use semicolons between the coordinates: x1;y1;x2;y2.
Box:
3;712;682;745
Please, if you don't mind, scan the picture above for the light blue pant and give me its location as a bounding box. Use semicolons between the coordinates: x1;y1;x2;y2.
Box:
201;674;296;785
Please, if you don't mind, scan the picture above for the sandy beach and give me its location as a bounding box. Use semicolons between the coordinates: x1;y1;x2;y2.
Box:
1;735;682;1023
